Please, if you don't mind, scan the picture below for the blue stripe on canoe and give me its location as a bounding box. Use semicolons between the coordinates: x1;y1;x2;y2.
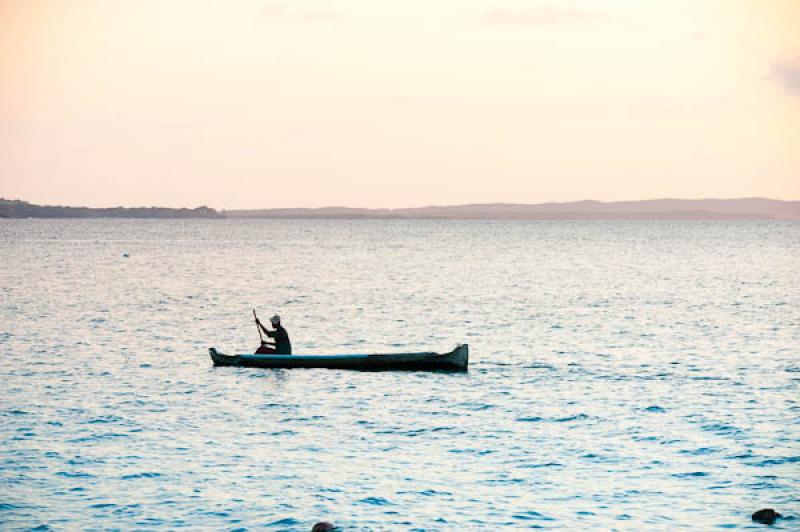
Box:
235;353;436;359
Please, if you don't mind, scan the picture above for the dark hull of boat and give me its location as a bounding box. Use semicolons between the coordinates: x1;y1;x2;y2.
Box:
208;344;468;372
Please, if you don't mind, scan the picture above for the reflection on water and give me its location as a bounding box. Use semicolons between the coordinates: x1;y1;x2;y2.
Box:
1;219;798;529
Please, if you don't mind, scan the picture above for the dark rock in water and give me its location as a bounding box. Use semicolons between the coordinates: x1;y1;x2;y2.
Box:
752;509;782;525
312;522;335;532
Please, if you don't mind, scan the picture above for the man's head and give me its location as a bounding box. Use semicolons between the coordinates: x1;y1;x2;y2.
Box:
270;314;281;326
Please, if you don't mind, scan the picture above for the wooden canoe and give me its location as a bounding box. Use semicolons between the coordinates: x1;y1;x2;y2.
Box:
208;344;468;372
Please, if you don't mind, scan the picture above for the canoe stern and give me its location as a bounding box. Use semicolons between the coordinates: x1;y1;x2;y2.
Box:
209;347;240;366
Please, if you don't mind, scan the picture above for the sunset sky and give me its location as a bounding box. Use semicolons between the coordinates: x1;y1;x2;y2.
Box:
1;0;799;208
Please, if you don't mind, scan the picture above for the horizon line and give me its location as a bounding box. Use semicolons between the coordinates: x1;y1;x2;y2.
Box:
3;196;800;211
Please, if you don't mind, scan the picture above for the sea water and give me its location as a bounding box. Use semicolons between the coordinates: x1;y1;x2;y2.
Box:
1;219;798;530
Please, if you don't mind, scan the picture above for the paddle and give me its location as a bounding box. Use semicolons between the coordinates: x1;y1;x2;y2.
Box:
253;309;264;344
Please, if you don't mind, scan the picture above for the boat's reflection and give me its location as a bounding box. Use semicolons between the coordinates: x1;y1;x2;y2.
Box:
241;367;290;388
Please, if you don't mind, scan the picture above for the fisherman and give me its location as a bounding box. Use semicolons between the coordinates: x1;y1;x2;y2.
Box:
255;314;292;355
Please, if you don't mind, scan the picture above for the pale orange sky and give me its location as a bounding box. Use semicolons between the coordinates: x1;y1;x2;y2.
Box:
1;0;799;208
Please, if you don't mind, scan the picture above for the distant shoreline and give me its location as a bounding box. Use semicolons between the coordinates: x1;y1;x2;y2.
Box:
0;199;222;219
2;198;798;220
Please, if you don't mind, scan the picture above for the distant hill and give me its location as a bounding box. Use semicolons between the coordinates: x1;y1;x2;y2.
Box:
226;198;800;221
0;198;222;219
2;198;798;220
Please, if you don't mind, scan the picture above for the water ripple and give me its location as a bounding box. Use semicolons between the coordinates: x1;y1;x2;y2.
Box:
1;219;798;530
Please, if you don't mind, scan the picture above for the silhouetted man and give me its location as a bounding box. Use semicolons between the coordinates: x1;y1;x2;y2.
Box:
255;314;292;355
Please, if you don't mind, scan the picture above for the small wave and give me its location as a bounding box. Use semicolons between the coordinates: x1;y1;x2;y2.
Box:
512;510;555;521
135;517;167;526
745;481;779;490
66;457;98;466
517;462;563;469
481;477;525;485
524;363;556;370
0;503;30;511
385;427;464;437
261;403;288;409
269;430;297;436
111;503;142;515
89;503;117;509
701;423;741;435
358;497;393;506
55;471;95;478
121;472;162;480
672;472;709;478
419;489;452;497
448;448;494;455
281;415;325;422
461;403;494;411
755;456;800;467
68;433;130;443
86;415;124;424
517;413;590;423
555;413;589;422
679;447;719;456
643;405;666;413
725;450;754;460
